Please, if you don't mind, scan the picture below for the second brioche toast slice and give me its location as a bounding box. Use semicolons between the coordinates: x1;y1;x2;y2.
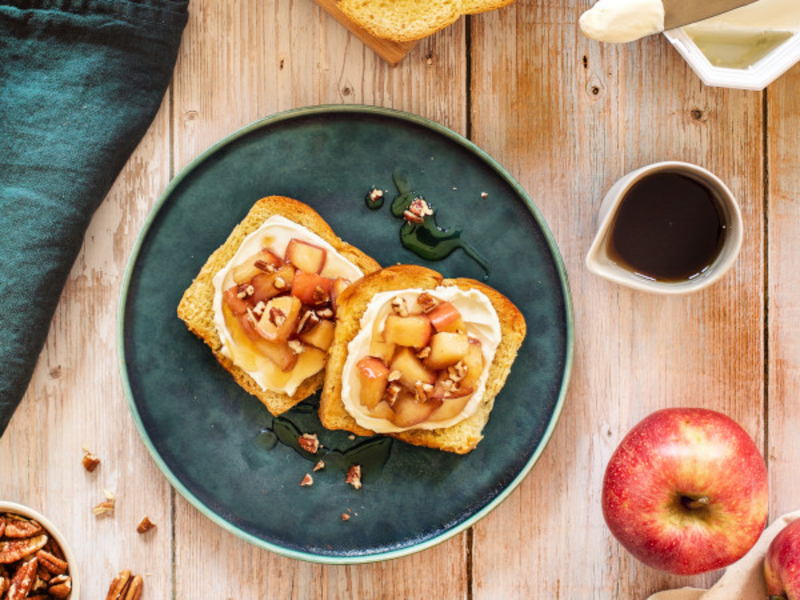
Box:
178;196;381;416
320;265;526;454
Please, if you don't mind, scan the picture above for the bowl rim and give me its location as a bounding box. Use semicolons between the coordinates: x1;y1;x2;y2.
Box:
0;501;80;598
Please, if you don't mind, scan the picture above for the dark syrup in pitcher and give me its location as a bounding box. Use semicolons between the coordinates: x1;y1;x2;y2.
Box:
609;172;726;282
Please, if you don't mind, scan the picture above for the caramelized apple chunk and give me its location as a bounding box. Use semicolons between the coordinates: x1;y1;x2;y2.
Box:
299;318;335;351
389;347;436;391
255;295;302;342
424;332;470;370
232;248;283;284
357;357;390;409
428;302;465;333
285;239;327;274
391;391;443;428
383;314;432;349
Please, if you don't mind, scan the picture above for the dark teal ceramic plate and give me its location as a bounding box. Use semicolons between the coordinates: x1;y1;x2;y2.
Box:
119;105;573;563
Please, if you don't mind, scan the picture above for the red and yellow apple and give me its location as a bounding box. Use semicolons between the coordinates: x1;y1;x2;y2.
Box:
765;518;800;599
601;407;768;575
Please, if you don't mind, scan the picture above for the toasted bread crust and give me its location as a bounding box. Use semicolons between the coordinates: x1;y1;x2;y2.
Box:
320;265;526;454
337;0;517;43
177;196;381;416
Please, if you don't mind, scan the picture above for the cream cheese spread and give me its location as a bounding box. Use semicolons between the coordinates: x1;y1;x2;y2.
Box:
341;287;502;433
579;0;665;43
212;215;363;396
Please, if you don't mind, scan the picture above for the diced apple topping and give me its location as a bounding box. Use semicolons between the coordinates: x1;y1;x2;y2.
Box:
390;347;436;391
223;285;251;315
232;249;283;284
255;295;302;342
428;301;465;333
291;271;335;305
357;357;390;409
285;238;327;274
392;391;443;428
359;292;489;429
250;264;296;304
458;339;484;391
331;277;350;309
253;337;298;372
383;314;432;349
424;332;470;370
299;318;335;351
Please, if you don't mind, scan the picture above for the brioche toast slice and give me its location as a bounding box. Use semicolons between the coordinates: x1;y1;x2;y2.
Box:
177;196;381;416
320;265;526;454
337;0;517;43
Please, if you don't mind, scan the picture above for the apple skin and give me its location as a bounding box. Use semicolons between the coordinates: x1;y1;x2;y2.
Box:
765;519;800;599
602;408;768;575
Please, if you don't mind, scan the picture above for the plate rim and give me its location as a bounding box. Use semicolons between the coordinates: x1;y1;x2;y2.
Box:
117;104;574;564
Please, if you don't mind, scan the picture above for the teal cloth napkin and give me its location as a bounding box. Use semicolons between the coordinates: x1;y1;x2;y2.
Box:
0;0;189;436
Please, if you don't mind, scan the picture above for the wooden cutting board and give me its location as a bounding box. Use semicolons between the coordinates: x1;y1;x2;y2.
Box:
313;0;417;65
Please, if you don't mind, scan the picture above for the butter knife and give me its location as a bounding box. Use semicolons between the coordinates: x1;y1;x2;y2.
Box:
664;0;759;30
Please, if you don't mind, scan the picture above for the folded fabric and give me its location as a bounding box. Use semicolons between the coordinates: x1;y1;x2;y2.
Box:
648;511;800;600
0;0;189;436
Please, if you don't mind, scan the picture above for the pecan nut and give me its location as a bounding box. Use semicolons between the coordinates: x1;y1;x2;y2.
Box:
82;451;101;472
136;515;156;534
105;569;132;600
36;549;68;575
0;534;48;563
345;465;362;490
48;574;71;599
3;516;43;539
123;575;143;600
298;433;320;454
7;557;38;600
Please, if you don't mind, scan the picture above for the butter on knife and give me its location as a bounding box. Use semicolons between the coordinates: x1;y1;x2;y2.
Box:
580;0;759;43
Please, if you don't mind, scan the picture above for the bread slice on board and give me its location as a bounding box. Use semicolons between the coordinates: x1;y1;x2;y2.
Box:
337;0;516;42
177;196;381;416
319;265;527;454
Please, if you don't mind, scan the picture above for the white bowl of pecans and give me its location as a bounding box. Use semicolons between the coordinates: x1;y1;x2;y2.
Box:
0;501;78;599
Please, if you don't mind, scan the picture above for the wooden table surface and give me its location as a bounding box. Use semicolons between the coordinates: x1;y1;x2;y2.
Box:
2;0;799;597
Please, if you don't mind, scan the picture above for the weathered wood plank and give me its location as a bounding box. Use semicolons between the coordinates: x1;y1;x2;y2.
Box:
469;2;765;597
170;1;469;597
767;65;800;520
0;96;174;598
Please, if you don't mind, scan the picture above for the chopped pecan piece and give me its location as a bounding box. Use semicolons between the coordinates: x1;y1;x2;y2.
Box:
341;513;351;521
36;565;51;582
136;515;156;534
391;296;409;317
0;516;4;538
105;569;132;600
297;310;320;334
287;340;305;354
93;501;115;516
387;370;401;382
345;465;362;490
7;557;38;600
36;550;67;575
409;197;434;218
417;346;431;359
0;534;48;563
383;383;401;407
4;515;43;539
300;473;314;487
403;210;424;224
311;285;329;305
448;361;467;383
273;276;287;290
316;307;334;319
298;433;320;454
313;460;325;472
417;292;438;313
254;259;275;272
82;450;101;472
269;307;286;327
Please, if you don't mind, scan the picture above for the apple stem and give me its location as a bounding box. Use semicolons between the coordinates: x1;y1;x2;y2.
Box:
682;496;710;510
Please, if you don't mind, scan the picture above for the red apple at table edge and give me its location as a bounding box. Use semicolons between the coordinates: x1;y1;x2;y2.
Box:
765;518;800;600
602;407;768;575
